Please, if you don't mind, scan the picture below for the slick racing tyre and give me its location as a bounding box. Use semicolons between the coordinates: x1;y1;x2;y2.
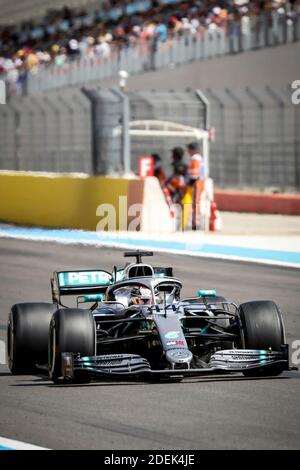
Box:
49;309;95;383
239;300;285;377
7;303;56;374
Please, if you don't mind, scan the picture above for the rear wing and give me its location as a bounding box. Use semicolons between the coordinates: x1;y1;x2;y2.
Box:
51;270;113;304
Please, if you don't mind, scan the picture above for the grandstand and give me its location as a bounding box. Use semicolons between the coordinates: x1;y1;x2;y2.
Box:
0;0;100;24
0;1;299;190
1;1;299;98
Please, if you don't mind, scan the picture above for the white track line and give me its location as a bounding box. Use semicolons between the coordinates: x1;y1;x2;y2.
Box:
0;436;48;450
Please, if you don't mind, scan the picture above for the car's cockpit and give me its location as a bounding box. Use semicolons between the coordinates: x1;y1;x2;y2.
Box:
105;279;182;307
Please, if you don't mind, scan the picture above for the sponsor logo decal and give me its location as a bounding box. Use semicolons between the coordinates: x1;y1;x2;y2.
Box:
96;360;123;366
58;270;112;287
166;340;185;346
165;331;180;340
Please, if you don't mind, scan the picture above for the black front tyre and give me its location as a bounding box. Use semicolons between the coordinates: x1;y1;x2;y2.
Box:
239;300;286;377
7;303;56;374
49;309;95;383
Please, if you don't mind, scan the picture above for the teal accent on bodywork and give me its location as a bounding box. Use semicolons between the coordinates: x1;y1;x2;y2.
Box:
198;290;217;297
83;294;104;302
259;349;271;355
200;326;209;334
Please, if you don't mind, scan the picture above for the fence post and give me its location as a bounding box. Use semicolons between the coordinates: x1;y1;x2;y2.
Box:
195;89;210;178
81;88;100;174
292;12;298;42
111;87;131;175
195;89;210;131
226;89;244;187
206;88;226;187
265;86;286;189
59;94;76;170
30;96;49;171
6;103;20;170
82;87;124;175
246;87;265;189
44;95;63;172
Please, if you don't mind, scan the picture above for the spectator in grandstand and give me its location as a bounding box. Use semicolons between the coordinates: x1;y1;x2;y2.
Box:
95;34;112;59
154;17;168;43
0;0;298;97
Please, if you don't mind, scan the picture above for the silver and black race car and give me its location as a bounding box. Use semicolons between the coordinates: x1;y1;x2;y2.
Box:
7;251;292;383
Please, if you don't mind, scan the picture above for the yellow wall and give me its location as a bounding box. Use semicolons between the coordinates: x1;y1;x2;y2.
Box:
0;172;129;230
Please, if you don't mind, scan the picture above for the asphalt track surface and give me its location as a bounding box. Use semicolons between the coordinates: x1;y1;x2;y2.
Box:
0;238;299;450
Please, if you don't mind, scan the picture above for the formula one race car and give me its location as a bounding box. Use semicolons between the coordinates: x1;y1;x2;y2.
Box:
7;251;291;383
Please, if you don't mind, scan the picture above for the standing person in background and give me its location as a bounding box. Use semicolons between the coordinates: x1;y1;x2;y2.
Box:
171;146;186;169
165;147;187;204
151;154;166;187
186;141;205;184
166;162;187;205
186;142;206;230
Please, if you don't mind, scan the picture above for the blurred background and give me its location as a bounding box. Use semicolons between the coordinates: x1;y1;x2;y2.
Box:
0;0;299;207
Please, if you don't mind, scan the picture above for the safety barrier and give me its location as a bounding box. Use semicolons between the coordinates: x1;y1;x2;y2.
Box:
0;171;128;230
0;171;175;232
2;174;298;236
214;190;300;215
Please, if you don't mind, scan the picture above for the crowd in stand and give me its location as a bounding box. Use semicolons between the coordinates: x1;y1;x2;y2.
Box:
0;0;299;96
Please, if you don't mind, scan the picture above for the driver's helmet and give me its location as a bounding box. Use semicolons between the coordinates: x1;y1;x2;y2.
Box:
131;287;153;305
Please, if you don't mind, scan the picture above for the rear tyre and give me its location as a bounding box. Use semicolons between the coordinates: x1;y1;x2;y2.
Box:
238;300;285;377
7;303;56;374
49;309;95;384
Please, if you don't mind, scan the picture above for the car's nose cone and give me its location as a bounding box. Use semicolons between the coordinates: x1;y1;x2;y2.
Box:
166;348;193;365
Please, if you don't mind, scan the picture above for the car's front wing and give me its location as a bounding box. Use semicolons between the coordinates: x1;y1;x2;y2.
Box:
60;347;290;380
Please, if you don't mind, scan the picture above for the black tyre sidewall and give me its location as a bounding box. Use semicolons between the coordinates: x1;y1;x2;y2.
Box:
238;300;285;376
7;303;56;374
49;309;95;382
239;300;285;350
